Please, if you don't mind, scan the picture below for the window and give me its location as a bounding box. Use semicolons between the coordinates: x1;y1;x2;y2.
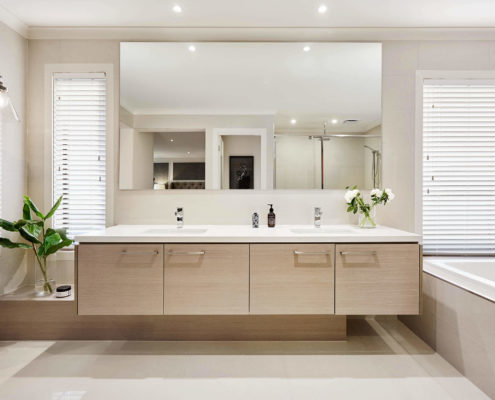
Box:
53;73;107;238
423;80;495;255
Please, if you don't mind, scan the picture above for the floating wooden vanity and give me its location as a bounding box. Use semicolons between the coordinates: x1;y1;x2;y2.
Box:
71;225;422;340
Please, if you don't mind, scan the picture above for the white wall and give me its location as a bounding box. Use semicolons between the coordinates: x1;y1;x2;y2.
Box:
25;39;495;235
131;131;154;190
118;124;135;189
0;22;28;294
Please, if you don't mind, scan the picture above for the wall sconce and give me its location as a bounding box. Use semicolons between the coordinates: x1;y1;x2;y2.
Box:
0;75;20;122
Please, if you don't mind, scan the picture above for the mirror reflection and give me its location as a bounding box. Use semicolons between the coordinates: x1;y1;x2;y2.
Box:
119;42;382;190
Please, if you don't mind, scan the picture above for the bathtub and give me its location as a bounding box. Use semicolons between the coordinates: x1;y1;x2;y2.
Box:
401;256;495;398
423;257;495;302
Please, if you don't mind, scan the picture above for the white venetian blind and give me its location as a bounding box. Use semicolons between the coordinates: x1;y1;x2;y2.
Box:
53;73;107;238
423;80;495;255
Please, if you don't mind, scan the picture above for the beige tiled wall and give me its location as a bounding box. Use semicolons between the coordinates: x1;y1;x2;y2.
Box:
401;273;495;399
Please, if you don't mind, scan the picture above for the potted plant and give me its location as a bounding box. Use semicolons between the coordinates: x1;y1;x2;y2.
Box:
0;196;73;295
345;186;395;228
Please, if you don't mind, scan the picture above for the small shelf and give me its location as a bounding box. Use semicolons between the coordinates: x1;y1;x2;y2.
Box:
0;285;74;302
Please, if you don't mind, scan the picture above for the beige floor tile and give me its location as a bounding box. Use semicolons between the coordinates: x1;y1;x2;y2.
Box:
0;318;489;400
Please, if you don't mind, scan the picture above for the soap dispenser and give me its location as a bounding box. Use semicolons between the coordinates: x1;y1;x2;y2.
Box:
267;204;276;228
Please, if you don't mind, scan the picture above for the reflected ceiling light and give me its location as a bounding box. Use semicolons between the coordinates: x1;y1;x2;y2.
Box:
303;46;311;52
187;151;191;154
170;139;174;142
331;119;338;124
172;4;182;13
318;4;328;13
0;76;20;121
188;45;196;52
290;119;297;125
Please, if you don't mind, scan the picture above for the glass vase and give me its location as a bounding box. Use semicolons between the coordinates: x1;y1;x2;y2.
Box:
358;207;377;229
34;260;56;297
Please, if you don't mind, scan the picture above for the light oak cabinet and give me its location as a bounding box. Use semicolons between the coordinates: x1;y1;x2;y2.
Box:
335;244;420;315
164;244;249;314
76;241;420;317
250;244;335;314
78;244;164;315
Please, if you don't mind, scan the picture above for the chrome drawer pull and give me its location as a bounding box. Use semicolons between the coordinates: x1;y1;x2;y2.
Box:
121;250;159;255
294;250;331;255
340;251;377;256
168;251;206;255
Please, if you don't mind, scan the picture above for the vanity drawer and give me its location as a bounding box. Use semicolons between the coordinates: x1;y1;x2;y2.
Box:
77;244;164;315
164;244;249;314
335;244;420;315
250;244;335;314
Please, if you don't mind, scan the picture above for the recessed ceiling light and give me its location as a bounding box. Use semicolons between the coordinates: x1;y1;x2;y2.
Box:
172;4;182;13
303;46;311;52
188;45;196;52
318;4;328;13
290;119;297;125
331;119;338;124
170;139;174;142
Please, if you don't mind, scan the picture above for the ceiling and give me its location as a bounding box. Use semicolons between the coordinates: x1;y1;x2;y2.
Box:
153;131;205;160
1;0;495;28
121;42;381;132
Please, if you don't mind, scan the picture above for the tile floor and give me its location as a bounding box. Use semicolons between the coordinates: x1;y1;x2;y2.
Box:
0;317;489;400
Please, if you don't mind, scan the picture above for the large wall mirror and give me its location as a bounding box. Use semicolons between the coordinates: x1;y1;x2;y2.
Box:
119;42;382;190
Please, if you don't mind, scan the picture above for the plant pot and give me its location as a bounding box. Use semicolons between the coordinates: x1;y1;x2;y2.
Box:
358;207;376;229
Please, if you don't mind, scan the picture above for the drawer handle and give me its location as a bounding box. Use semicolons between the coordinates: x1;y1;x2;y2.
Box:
294;250;331;255
121;250;159;255
340;251;377;256
168;251;206;255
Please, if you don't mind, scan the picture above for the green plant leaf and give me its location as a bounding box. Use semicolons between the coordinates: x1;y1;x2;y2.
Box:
19;227;41;244
44;239;73;257
24;221;42;240
46;228;69;241
23;196;44;220
0;237;30;249
14;219;43;230
22;203;31;220
23;203;31;220
45;196;63;220
38;232;61;257
0;218;17;232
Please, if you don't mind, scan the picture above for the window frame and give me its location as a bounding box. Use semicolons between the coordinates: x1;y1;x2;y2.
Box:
45;64;114;239
415;70;495;255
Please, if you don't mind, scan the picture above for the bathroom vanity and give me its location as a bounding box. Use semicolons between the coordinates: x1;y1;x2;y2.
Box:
75;225;421;339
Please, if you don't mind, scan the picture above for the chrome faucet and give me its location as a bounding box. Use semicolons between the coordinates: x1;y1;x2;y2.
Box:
175;207;184;228
314;207;322;228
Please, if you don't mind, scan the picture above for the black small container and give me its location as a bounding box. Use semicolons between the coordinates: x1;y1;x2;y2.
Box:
56;285;72;298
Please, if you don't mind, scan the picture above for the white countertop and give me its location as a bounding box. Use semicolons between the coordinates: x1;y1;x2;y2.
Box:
75;224;421;243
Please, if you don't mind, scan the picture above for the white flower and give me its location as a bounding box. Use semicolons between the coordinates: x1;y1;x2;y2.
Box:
344;189;360;203
385;188;395;201
370;188;383;198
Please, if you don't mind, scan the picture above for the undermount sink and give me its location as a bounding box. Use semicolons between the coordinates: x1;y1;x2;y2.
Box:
143;228;208;234
291;227;354;235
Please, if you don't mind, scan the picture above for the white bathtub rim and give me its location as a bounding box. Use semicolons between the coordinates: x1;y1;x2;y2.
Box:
423;257;495;303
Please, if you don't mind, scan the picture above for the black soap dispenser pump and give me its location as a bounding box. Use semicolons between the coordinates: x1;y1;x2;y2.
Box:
267;204;276;228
